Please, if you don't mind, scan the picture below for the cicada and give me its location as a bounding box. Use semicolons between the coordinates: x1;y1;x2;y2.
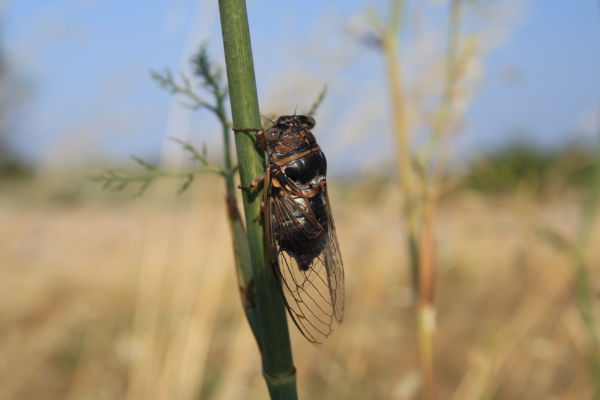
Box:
235;115;345;344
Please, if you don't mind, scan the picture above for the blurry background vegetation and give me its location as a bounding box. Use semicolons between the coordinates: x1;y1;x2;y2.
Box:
1;1;600;399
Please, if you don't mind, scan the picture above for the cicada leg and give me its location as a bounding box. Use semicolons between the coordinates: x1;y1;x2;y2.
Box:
233;127;266;150
238;170;269;222
232;128;261;134
238;171;266;190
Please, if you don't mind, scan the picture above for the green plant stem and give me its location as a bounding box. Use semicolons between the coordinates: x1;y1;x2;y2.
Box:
218;1;297;399
305;85;327;116
212;73;262;348
222;128;261;350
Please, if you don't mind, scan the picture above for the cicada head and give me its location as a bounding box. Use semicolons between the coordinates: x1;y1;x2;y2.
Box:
262;115;317;159
276;115;315;130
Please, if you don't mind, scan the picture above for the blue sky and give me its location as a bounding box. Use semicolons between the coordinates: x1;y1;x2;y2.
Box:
3;0;600;174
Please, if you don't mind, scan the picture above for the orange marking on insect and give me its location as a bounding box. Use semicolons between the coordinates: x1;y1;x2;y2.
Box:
303;186;322;199
271;177;282;188
273;146;321;167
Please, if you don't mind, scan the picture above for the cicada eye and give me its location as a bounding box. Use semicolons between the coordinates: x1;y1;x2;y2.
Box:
300;116;315;129
265;128;281;142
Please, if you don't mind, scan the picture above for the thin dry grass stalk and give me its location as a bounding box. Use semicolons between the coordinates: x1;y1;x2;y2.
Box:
378;0;466;398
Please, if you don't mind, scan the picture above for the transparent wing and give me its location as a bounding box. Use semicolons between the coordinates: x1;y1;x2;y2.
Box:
322;183;345;323
266;176;345;344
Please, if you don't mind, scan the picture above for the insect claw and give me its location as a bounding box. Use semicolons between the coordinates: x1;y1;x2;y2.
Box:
251;201;265;222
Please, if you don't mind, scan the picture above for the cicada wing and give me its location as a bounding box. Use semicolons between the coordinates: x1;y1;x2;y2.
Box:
322;183;345;323
265;176;344;344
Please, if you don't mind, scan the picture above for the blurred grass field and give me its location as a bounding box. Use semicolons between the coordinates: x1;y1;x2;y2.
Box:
2;1;599;398
1;173;597;400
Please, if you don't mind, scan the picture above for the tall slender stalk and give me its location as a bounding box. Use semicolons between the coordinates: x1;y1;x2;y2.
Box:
212;72;262;349
218;1;298;399
382;2;436;398
379;1;464;398
383;0;421;292
416;3;462;399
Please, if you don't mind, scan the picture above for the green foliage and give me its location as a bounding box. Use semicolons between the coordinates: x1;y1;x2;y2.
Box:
88;143;229;197
92;45;238;197
0;155;33;181
191;43;227;101
0;137;33;181
0;53;32;182
464;143;595;194
151;44;229;126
